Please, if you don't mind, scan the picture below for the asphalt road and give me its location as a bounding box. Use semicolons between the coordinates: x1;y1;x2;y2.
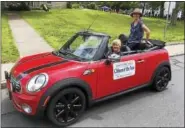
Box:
1;55;184;127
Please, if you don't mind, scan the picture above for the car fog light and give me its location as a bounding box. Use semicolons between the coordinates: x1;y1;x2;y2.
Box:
22;104;32;114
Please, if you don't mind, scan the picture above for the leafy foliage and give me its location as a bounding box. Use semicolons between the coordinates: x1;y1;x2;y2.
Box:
171;2;184;25
8;2;30;11
67;2;72;9
87;2;98;10
72;4;80;9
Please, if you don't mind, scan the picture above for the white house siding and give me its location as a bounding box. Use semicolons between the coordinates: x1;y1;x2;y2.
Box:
29;1;46;8
51;2;67;8
163;2;176;16
29;1;67;9
142;2;181;17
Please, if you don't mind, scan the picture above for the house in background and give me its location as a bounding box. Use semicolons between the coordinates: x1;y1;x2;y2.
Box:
1;1;67;10
28;1;67;9
142;2;182;18
163;2;176;17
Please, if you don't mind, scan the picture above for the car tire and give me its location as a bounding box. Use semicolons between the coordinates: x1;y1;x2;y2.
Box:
47;88;86;127
152;66;171;92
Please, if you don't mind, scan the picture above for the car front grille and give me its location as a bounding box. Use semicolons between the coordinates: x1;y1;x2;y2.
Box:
10;75;21;92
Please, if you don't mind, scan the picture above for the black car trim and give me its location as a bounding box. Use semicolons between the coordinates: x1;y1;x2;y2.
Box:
16;60;68;81
35;78;93;117
11;53;51;74
16;73;26;81
25;60;68;74
17;53;51;66
4;71;10;80
93;83;149;104
93;36;109;61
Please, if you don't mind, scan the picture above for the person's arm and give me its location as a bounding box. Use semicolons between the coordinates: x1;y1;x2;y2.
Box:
142;24;151;41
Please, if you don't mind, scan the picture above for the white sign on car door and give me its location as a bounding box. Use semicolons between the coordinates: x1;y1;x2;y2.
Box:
113;60;136;80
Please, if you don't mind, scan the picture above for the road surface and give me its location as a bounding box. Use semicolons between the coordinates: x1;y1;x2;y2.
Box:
1;55;184;127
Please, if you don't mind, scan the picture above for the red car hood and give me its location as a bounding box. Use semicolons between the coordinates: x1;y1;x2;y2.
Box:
11;52;66;78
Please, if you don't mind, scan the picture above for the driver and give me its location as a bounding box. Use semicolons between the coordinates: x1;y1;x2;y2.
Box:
107;39;122;57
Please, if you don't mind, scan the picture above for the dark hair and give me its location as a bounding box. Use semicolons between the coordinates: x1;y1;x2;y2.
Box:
118;34;128;45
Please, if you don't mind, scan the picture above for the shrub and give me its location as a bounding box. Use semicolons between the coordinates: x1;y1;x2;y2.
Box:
8;2;30;11
67;2;72;9
87;3;98;10
72;4;80;9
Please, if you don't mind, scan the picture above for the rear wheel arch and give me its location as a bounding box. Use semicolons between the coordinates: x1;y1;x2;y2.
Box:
150;61;171;84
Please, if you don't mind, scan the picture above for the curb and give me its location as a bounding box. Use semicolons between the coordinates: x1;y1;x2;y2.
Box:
1;53;184;90
166;42;184;46
170;53;185;57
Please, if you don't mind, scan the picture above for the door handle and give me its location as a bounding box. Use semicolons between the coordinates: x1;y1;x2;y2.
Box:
137;59;145;63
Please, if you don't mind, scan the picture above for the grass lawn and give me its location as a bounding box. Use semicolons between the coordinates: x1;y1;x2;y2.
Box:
2;14;19;63
21;9;184;50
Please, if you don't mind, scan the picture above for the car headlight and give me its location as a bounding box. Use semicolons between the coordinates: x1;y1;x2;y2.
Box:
27;73;49;92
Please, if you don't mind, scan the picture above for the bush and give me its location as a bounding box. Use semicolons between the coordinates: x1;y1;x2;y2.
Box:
72;4;80;9
87;3;98;10
8;2;30;11
67;2;72;9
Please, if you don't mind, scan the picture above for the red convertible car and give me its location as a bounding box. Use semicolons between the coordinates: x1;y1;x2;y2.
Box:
5;31;171;127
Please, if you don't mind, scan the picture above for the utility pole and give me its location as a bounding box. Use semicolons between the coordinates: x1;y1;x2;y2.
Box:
164;1;171;40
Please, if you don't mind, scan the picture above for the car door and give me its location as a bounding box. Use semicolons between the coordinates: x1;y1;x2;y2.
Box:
96;52;147;99
119;52;148;89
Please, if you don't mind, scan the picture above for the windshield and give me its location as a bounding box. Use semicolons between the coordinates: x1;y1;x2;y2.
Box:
60;34;103;61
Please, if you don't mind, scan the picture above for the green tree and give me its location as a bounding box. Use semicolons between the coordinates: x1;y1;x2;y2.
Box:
140;2;147;14
171;2;183;25
146;2;161;16
159;1;165;18
67;2;72;9
179;2;184;20
120;2;132;10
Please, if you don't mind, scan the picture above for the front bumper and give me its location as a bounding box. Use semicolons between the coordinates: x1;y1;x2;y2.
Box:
5;71;45;117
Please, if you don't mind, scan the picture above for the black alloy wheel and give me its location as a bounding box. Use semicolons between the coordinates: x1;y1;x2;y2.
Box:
47;88;86;127
153;66;171;91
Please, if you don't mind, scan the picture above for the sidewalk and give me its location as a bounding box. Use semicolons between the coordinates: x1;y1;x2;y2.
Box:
1;13;54;88
1;43;184;87
165;44;184;57
7;13;53;57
